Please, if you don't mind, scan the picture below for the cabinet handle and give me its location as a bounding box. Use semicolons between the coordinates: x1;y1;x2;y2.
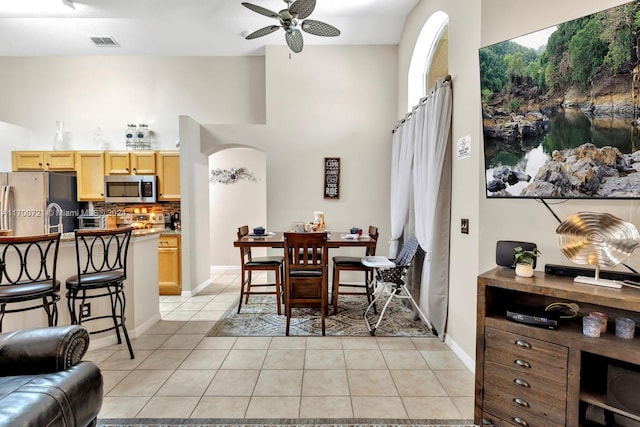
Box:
515;339;531;348
513;397;530;407
46;163;50;166
514;359;531;368
512;417;529;426
513;377;531;388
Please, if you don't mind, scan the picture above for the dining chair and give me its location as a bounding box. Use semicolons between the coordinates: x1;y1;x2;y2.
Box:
237;225;284;315
331;225;379;315
66;227;135;359
283;231;328;336
0;233;61;332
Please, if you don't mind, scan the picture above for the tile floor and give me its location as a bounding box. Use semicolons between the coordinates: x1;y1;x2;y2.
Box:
87;270;475;420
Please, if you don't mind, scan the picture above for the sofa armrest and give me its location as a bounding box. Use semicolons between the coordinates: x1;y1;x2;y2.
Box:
0;325;90;376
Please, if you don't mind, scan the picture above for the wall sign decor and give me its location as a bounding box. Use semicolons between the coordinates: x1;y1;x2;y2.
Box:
324;157;340;199
210;167;256;184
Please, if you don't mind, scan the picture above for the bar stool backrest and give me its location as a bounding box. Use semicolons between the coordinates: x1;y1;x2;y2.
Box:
73;228;132;281
0;233;61;287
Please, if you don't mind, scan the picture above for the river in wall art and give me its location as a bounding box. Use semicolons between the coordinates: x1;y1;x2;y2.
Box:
480;0;640;199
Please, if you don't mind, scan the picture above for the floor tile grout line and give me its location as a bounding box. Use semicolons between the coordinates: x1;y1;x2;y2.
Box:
95;269;473;419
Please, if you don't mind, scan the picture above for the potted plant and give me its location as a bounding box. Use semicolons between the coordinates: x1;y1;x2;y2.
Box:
513;246;541;277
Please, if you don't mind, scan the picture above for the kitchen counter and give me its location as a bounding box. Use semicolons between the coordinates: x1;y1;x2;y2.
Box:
59;227;168;242
3;230;161;350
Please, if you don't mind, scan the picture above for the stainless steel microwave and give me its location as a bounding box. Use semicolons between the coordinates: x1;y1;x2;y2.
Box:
104;175;157;203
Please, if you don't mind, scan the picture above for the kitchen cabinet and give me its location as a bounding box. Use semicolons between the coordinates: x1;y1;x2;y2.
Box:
156;151;180;201
75;151;105;201
105;152;156;175
476;268;640;427
158;234;181;295
12;151;75;171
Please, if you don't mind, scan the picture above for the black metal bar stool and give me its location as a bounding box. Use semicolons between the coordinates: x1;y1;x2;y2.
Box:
66;227;134;359
0;233;61;332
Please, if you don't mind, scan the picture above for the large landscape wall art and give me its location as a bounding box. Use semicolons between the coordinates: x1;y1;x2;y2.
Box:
481;0;640;199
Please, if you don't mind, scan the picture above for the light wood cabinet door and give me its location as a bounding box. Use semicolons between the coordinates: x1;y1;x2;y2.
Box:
105;151;131;175
130;152;156;175
44;151;76;170
13;151;76;171
12;151;45;170
158;234;181;295
76;151;105;201
156;151;180;201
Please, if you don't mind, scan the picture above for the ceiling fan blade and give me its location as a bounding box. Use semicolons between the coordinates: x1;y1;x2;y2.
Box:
245;25;281;40
241;2;280;19
301;20;341;37
285;29;304;53
289;0;316;19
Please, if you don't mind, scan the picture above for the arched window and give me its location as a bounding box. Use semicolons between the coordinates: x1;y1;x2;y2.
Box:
407;11;449;110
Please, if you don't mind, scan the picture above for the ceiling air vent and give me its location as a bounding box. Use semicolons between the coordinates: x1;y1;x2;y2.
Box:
90;36;119;47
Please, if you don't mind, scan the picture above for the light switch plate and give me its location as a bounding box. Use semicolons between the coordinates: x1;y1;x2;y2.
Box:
461;218;469;234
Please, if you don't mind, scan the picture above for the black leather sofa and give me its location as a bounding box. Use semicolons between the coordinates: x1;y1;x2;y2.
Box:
0;325;103;427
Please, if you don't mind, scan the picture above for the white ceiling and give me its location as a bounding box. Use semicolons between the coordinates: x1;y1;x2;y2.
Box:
0;0;419;56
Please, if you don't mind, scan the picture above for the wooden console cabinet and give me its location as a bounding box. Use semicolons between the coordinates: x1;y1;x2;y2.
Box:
476;268;640;427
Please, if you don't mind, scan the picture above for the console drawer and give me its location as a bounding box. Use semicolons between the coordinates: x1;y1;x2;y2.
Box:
485;362;566;424
485;327;568;379
483;397;566;427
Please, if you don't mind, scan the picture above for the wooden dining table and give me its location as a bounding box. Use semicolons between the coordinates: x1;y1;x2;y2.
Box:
233;231;377;250
233;231;377;317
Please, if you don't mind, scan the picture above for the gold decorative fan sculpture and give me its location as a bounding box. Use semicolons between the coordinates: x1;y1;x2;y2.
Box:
556;211;640;288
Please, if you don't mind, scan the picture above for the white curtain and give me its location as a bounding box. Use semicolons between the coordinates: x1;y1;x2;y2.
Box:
413;80;452;338
389;114;415;258
389;79;452;338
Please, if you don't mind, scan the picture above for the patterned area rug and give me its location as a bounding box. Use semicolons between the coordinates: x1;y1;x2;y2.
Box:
207;295;434;337
97;418;476;427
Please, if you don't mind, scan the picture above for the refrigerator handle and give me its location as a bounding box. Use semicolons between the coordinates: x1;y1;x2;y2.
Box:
1;186;9;230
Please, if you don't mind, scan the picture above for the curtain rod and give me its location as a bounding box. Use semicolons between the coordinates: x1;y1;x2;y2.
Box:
392;74;451;134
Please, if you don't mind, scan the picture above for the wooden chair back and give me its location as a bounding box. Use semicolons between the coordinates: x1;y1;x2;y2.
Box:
283;232;329;335
367;225;379;256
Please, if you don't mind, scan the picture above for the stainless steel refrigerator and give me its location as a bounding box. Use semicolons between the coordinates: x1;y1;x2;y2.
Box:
0;172;85;236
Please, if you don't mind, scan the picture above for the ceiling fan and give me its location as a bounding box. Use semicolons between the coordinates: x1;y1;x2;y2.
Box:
241;0;341;53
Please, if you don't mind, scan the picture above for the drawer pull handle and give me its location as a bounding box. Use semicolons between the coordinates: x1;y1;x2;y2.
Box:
514;359;531;368
515;339;531;349
513;378;531;388
513;397;530;407
512;416;529;426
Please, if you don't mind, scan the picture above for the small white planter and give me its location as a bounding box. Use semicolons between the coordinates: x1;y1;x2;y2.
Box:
515;263;534;278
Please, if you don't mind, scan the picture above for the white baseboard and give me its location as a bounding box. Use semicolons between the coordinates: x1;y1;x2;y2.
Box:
210;265;239;272
444;334;475;373
182;277;213;297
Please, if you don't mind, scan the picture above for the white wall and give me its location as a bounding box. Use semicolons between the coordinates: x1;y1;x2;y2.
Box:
0;56;266;151
398;0;640;366
478;0;640;274
205;46;397;260
209;147;267;266
400;0;482;365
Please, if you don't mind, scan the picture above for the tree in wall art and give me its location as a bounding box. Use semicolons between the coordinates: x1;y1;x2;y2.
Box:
480;1;640;199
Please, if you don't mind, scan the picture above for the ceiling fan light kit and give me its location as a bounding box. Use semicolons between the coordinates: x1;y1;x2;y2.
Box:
242;0;340;53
